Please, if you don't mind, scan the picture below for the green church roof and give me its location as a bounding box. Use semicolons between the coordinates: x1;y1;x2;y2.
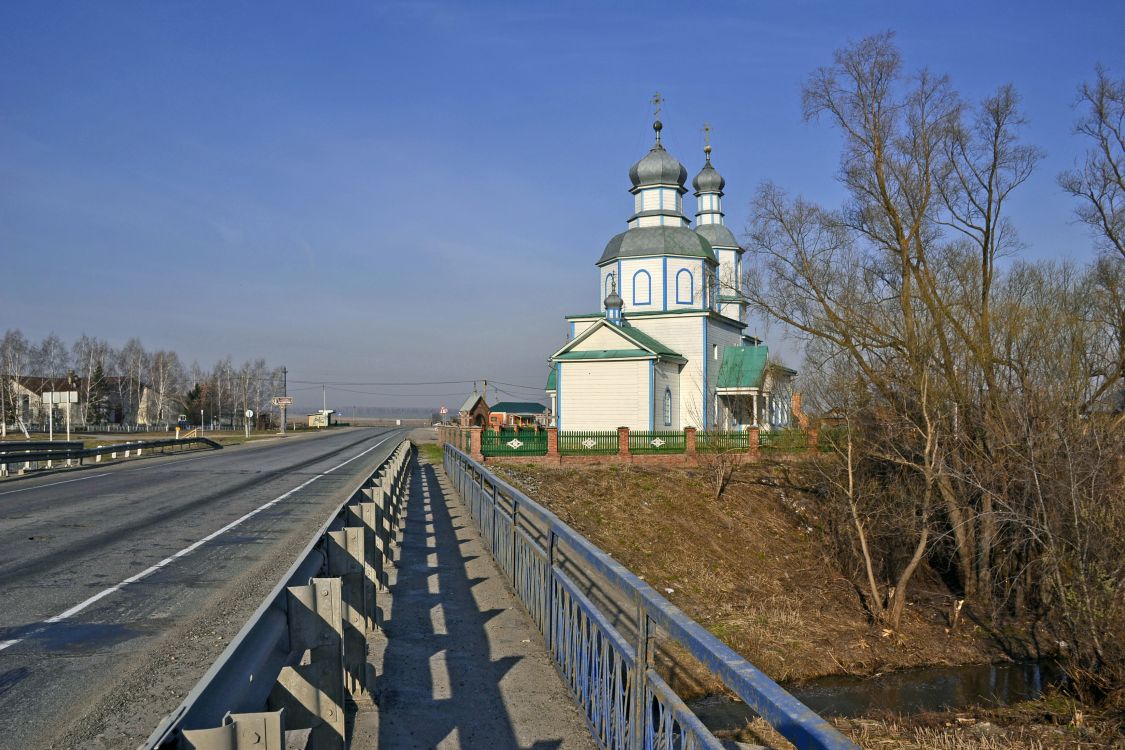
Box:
545;367;556;391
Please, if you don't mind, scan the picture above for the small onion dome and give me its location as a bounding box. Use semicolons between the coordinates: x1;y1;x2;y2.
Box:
692;160;725;194
604;288;624;310
629;122;688;188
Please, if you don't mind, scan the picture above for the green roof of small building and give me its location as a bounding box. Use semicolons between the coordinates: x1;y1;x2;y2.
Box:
716;345;768;389
545;367;556;391
555;348;653;360
489;401;549;414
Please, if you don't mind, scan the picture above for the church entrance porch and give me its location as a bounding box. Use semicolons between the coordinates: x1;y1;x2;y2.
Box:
716;391;793;431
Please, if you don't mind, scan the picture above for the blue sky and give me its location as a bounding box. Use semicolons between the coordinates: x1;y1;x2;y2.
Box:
3;1;1122;410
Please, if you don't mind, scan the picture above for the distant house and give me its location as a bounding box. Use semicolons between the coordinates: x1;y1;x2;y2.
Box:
5;375;151;428
458;392;489;428
488;401;550;428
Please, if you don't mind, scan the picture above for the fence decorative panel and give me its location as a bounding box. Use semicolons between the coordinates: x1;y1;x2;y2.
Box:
481;429;548;457
558;430;620;455
628;430;686;454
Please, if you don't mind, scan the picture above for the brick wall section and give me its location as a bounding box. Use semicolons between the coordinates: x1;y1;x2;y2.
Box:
469;426;483;462
546;427;559;457
749;427;760;458
617;426;630;457
684;427;697;456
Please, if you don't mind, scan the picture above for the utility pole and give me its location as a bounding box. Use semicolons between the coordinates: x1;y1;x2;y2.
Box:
322;385;326;413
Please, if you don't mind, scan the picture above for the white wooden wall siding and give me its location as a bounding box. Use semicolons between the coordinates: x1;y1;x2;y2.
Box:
560;360;649;430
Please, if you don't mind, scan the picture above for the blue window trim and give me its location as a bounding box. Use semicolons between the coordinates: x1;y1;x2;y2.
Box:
663;386;672;427
662;257;668;311
632;269;652;306
675;268;694;305
648;361;655;430
604;273;612;303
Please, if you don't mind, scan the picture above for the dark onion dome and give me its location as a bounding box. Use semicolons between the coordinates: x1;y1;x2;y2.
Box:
604;288;624;309
692;159;725;194
598;225;717;265
629;133;689;189
694;223;741;250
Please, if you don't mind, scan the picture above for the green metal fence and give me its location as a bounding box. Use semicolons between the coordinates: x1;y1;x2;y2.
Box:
696;431;750;452
628;430;686;454
816;426;848;453
558;430;619;455
759;429;808;453
481;429;548;457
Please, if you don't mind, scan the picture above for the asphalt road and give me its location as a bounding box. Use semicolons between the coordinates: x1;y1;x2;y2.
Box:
0;426;406;750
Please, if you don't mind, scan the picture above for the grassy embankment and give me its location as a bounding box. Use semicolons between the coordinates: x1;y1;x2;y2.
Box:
484;459;1120;749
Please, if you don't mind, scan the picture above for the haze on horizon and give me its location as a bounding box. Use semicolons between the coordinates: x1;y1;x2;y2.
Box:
4;1;1122;411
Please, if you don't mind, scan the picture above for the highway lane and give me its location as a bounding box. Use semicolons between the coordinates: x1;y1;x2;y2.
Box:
0;426;406;749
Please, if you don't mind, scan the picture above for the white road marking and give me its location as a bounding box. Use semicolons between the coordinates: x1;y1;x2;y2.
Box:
0;473;112;497
0;434;394;653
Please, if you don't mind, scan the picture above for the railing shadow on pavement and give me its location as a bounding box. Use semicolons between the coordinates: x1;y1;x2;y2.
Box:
374;460;567;750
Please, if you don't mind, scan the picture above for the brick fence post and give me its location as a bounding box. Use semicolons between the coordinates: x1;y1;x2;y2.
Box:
807;428;818;453
684;426;697;457
547;427;559;458
749;426;760;459
618;426;630;458
469;426;483;462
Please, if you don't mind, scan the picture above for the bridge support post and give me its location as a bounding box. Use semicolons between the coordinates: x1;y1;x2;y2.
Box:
327;528;369;699
269;578;346;750
181;709;286;750
629;598;651;750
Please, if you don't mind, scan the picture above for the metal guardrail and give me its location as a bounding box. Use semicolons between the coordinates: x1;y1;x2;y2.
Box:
0;436;223;475
444;443;859;750
144;439;412;750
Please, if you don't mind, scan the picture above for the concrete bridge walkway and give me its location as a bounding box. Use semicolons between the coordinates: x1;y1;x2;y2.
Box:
357;452;598;749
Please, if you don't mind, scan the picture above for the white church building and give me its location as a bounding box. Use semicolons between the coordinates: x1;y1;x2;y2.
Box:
545;119;795;432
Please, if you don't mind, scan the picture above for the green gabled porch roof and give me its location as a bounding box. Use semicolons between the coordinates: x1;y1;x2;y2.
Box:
545;367;556;391
716;345;768;389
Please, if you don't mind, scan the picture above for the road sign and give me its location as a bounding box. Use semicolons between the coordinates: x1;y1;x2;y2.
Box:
439;406;448;415
245;409;254;418
42;391;78;404
272;396;294;406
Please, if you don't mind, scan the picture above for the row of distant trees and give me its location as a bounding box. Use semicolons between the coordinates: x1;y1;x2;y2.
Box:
741;35;1123;704
0;329;285;431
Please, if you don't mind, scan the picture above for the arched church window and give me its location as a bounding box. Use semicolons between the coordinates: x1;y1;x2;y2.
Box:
632;270;651;305
675;269;694;305
663;387;672;426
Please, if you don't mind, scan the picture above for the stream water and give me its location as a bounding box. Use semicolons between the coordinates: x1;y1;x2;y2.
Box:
689;661;1063;727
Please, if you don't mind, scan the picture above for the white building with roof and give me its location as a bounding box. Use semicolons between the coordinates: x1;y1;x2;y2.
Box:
544;119;795;432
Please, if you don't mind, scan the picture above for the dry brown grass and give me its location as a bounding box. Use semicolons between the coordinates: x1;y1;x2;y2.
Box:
492;460;995;687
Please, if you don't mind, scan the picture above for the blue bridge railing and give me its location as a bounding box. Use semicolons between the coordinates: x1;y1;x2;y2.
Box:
443;443;859;750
